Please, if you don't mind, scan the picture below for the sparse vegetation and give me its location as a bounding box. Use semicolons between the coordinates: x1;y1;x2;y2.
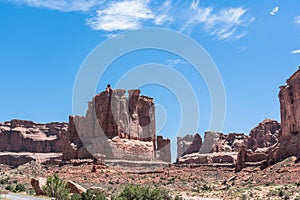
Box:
15;183;26;192
43;174;70;200
112;185;172;200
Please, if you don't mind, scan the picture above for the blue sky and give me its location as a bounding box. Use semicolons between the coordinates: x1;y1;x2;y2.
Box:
0;0;299;141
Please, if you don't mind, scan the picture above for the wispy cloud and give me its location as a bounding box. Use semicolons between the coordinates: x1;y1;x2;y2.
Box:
191;0;200;10
6;0;255;40
8;0;104;12
86;0;154;31
167;59;187;67
270;6;279;16
180;7;255;40
154;0;173;25
295;16;300;24
290;49;300;54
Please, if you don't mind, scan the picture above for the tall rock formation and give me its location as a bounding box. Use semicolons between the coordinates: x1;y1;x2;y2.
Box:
62;88;171;163
266;67;300;164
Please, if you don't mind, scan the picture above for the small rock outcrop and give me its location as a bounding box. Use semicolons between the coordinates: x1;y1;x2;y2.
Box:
249;119;280;151
0;154;34;168
199;132;250;153
177;134;202;158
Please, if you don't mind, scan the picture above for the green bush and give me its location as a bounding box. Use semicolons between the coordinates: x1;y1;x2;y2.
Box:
113;185;172;200
174;195;183;200
81;190;107;200
0;178;8;185
43;174;70;200
70;190;107;200
71;193;82;200
15;183;26;192
5;185;13;191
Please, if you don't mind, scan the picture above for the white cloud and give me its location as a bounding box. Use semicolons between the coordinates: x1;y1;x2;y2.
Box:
6;0;254;40
191;0;200;10
290;49;300;54
270;6;279;16
181;7;255;40
86;0;155;31
167;59;187;67
155;14;173;25
295;16;300;24
154;0;173;25
8;0;104;12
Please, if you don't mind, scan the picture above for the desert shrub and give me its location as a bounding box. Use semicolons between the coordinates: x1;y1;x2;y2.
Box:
201;184;212;191
70;190;107;200
81;190;107;200
0;178;8;185
43;174;69;200
174;195;183;200
5;185;13;191
71;193;82;200
113;185;172;200
15;183;26;192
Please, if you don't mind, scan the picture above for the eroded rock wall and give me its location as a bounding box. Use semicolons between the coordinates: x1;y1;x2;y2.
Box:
62;89;168;162
0;119;67;153
266;67;300;164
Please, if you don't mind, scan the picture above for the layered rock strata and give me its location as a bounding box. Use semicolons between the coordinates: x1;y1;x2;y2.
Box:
62;89;171;163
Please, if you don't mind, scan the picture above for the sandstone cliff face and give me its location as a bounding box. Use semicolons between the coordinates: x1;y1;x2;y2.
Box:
0;119;67;153
63;89;171;163
266;67;300;164
156;136;171;163
177;134;202;158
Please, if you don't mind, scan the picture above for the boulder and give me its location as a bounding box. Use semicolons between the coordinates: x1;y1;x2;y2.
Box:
67;180;87;194
31;177;46;195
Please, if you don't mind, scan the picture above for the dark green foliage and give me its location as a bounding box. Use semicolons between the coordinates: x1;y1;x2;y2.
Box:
43;174;70;200
0;178;9;185
81;190;107;200
201;184;212;191
15;183;26;192
71;193;82;200
113;185;172;200
174;195;183;200
70;190;107;200
5;185;13;191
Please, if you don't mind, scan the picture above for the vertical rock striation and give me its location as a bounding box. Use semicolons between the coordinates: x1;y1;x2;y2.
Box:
266;67;300;164
62;88;171;163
